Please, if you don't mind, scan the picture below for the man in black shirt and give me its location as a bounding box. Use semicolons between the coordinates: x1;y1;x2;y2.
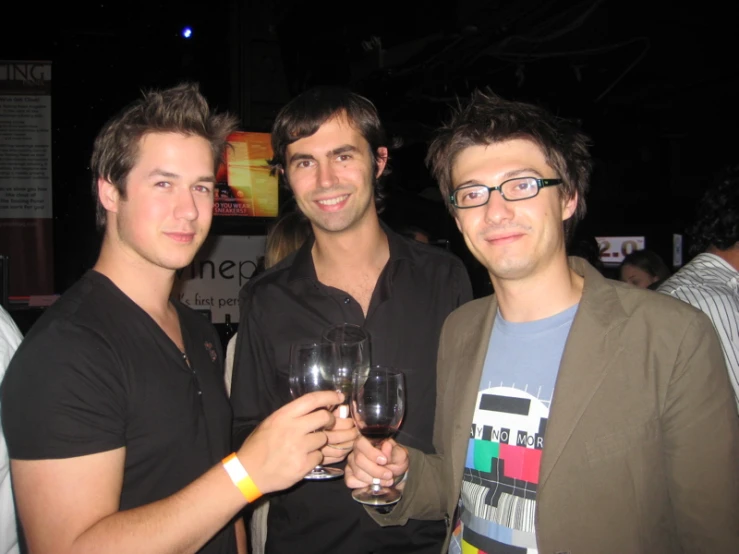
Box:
230;87;473;554
1;83;341;554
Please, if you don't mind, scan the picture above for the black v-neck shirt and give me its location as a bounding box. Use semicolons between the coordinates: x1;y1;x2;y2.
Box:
2;270;235;553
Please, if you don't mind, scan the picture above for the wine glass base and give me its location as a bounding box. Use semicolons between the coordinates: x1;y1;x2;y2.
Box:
351;486;401;506
303;466;344;480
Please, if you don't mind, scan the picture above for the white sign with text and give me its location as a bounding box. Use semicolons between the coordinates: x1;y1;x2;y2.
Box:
175;235;266;323
0;62;53;219
596;236;645;265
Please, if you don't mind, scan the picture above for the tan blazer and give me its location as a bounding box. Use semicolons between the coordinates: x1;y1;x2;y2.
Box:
371;258;739;553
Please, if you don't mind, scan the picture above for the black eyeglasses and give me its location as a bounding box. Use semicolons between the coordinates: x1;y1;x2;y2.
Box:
450;177;563;209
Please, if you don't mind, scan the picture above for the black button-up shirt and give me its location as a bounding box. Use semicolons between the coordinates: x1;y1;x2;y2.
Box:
231;225;472;554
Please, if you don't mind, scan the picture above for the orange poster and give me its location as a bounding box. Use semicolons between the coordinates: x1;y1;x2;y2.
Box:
214;132;278;217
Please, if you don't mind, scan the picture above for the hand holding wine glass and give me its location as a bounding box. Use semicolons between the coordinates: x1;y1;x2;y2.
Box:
348;366;406;505
345;437;409;492
236;389;339;494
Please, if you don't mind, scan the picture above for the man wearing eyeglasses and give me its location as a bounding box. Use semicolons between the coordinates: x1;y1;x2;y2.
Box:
346;90;739;554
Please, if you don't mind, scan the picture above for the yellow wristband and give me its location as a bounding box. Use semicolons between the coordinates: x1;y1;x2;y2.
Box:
222;453;262;503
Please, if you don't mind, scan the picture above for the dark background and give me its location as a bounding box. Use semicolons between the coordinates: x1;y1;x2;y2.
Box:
2;0;738;297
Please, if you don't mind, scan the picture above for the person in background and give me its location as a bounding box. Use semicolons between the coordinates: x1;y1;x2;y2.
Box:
659;169;739;410
619;249;672;289
264;211;313;269
1;83;340;554
347;89;739;554
0;305;22;554
230;86;473;554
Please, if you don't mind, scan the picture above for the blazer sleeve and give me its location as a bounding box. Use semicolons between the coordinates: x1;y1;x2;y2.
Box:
662;310;739;553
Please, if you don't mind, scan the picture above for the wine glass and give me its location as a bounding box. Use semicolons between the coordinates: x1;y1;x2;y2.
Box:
288;341;344;480
350;366;405;505
322;323;370;418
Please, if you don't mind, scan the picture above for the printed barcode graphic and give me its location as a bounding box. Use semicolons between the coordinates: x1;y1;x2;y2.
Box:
462;481;536;533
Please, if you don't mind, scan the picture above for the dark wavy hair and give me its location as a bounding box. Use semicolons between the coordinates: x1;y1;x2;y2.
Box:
620;249;672;281
268;86;391;213
688;165;739;255
90;82;238;230
426;88;592;241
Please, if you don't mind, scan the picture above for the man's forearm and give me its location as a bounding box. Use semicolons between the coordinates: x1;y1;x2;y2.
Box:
66;462;245;554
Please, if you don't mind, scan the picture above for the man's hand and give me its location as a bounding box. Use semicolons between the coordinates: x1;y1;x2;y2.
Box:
345;436;409;490
321;406;359;464
237;390;341;494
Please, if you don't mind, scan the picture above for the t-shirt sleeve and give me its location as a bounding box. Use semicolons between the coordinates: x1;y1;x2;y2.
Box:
1;320;128;460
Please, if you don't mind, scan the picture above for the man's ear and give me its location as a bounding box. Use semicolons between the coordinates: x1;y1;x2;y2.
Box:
562;191;578;222
98;178;120;214
375;147;389;178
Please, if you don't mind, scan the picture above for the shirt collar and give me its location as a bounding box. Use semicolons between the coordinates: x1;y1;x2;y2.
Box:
287;219;413;283
692;252;739;276
692;252;739;291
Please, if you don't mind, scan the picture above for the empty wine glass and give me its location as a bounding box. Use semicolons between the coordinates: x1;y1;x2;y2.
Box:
350;366;405;505
322;323;370;418
289;341;343;480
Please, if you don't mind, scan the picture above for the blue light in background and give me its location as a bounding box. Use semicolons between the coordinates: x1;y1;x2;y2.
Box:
182;27;193;39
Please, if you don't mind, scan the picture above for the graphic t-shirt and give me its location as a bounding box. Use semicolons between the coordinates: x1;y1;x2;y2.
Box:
449;303;578;554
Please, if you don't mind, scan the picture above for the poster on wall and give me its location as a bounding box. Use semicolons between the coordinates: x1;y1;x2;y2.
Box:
0;60;54;297
174;235;266;323
214;132;279;218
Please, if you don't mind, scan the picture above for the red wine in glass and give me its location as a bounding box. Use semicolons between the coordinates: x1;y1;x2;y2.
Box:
351;366;405;505
360;425;397;443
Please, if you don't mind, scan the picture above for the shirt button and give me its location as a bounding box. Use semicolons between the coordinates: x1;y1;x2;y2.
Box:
197;390;202;396
343;297;351;304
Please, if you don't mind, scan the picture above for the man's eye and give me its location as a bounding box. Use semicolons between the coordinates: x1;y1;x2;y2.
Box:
337;154;351;162
296;160;312;169
514;180;535;191
463;190;482;200
155;181;171;188
194;185;212;193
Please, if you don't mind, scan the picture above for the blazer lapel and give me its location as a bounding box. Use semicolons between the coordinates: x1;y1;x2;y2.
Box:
450;296;498;483
538;260;628;490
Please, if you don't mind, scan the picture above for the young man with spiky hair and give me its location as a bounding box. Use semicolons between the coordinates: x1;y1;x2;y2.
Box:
347;90;739;554
2;83;340;554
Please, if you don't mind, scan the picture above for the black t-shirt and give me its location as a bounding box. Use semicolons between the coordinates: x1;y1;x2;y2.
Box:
1;271;236;553
231;226;474;554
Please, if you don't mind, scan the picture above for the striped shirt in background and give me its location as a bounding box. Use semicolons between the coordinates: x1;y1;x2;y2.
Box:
658;253;739;411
